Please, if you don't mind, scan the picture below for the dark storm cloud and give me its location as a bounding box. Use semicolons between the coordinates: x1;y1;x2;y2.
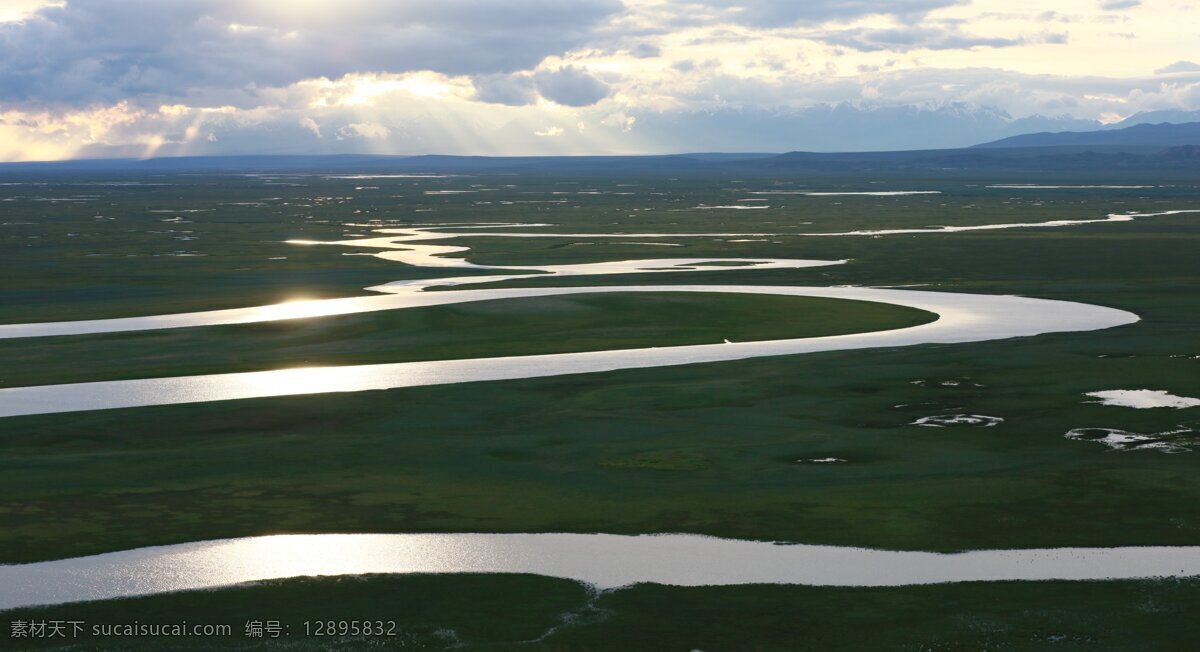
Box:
0;0;623;105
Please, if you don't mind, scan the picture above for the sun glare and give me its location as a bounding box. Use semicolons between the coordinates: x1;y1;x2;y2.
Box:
0;0;61;23
253;298;336;321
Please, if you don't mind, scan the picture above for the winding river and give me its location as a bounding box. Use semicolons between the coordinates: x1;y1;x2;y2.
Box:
3;211;1195;609
0;217;1163;417
4;533;1200;610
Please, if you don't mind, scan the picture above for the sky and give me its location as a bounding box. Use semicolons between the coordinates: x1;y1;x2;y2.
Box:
1;0;1198;161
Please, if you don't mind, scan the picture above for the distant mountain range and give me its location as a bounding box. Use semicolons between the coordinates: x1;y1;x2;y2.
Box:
621;103;1101;153
581;105;1200;154
1102;109;1200;129
975;120;1200;149
2;118;1198;179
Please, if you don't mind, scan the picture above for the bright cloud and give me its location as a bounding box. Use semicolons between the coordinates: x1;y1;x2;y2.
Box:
0;0;1197;160
0;0;62;23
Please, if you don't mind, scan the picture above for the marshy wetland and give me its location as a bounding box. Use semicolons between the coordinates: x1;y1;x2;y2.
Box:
2;171;1200;649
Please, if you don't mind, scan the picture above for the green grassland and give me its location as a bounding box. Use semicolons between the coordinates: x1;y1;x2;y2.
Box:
4;175;1197;323
2;172;1199;648
5;574;1200;650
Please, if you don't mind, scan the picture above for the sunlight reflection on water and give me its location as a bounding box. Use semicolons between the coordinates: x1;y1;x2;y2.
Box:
3;533;1200;610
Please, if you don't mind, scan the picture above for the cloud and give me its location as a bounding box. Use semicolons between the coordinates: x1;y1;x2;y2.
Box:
1157;61;1200;74
1036;11;1071;22
681;0;968;27
623;62;1200;123
1;0;1199;161
601;111;637;131
809;26;1031;52
4;65;1199;161
0;0;623;106
474;68;613;107
336;122;390;140
630;42;662;58
534;66;611;106
472;73;538;106
0;0;60;22
299;117;322;138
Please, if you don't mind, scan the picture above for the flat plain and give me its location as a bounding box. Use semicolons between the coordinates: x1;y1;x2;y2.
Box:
2;171;1199;649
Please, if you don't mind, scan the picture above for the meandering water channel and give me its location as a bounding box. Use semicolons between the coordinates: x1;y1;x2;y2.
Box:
4;533;1200;610
3;211;1194;609
0;217;1159;416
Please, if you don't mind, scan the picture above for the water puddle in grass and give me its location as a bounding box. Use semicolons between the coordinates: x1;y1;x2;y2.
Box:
1065;427;1199;453
746;191;941;196
1086;390;1200;409
4;533;1200;610
910;378;985;388
324;174;454;179
987;185;1156;189
803;191;942;196
689;204;770;210
798;209;1200;237
912;414;1004;427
